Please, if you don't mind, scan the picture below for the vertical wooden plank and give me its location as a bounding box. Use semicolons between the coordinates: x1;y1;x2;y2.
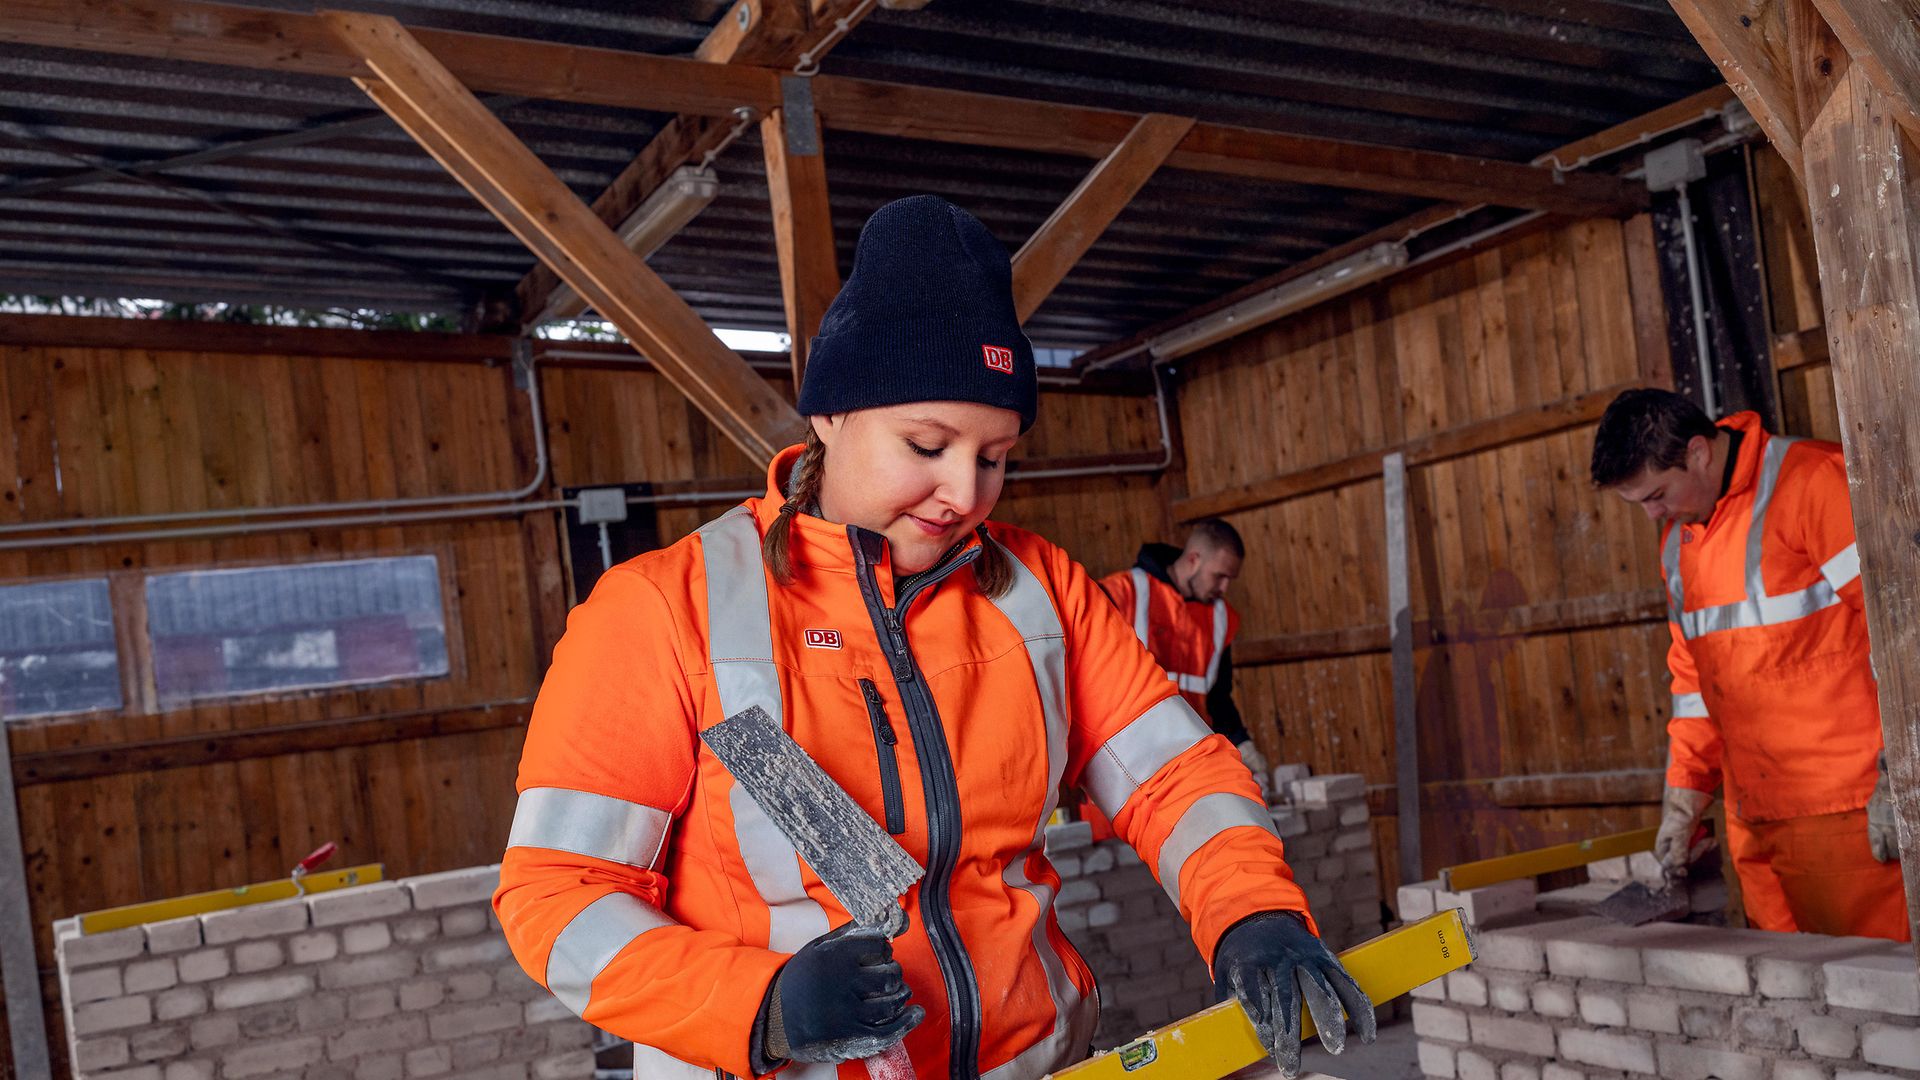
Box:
1384;452;1420;884
0;723;52;1080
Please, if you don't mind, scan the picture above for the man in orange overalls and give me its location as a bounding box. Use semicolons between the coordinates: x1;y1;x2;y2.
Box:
1591;388;1905;940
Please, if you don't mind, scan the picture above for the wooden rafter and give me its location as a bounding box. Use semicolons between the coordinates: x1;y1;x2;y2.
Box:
1011;113;1194;324
322;10;805;466
761;86;840;387
0;0;1644;219
1666;0;1806;171
517;0;873;327
1807;0;1920;143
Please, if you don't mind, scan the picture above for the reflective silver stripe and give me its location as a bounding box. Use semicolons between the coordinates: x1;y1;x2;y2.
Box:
1175;672;1208;694
1130;567;1151;646
507;787;671;870
1822;542;1861;591
1082;696;1211;820
984;540;1088;1080
1671;692;1708;718
1202;599;1229;692
1665;435;1845;640
546;892;675;1015
630;1045;722;1080
1158;792;1279;911
698;506;829;951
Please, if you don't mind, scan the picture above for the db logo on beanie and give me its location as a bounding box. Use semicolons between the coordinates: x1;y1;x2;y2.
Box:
982;345;1014;374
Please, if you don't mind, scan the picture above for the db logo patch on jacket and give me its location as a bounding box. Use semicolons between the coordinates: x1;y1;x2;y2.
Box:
804;628;843;649
982;344;1015;373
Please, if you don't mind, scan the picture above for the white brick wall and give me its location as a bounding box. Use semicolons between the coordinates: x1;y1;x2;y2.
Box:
1049;764;1385;1049
55;865;593;1080
1412;867;1920;1080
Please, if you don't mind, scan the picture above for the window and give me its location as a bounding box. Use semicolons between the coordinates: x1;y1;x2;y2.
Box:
0;579;122;720
146;556;450;707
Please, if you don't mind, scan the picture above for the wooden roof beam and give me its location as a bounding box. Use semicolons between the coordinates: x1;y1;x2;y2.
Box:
1665;0;1806;172
1806;0;1920;145
1011;113;1194;324
321;10;805;466
761;78;841;387
0;1;1644;217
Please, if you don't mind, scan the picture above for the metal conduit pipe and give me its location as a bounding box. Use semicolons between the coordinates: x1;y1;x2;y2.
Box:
0;499;572;551
0;340;552;537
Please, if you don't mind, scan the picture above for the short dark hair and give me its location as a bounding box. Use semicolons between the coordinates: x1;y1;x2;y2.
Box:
1186;518;1245;559
1589;388;1719;488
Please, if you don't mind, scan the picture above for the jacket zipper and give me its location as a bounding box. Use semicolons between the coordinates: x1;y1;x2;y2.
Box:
850;528;985;1080
861;678;908;835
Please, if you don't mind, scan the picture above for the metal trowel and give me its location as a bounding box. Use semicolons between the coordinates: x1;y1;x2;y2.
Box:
1592;822;1712;927
700;705;926;1080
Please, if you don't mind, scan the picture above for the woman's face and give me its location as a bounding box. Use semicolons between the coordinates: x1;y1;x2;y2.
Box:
811;401;1022;574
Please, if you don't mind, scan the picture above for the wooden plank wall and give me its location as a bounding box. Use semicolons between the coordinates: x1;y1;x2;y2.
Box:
1752;146;1843;441
0;325;1169;1076
1174;216;1684;896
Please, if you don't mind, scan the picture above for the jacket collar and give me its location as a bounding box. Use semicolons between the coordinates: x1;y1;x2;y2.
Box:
1715;410;1767;501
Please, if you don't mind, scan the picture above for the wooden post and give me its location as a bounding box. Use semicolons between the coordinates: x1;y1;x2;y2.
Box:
1800;63;1920;948
0;721;53;1079
762;75;840;389
1384;451;1421;886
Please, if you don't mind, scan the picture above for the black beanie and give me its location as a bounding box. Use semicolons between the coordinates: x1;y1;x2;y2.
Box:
797;195;1038;431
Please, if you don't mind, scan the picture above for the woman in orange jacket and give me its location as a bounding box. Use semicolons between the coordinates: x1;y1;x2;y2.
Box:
495;195;1373;1079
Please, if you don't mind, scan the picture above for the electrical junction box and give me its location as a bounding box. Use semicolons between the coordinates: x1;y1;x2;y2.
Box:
576;487;629;525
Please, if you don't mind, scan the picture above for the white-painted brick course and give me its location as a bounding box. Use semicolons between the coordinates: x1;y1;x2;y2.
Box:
1414;1003;1470;1042
232;939;284;973
328;1015;429;1060
1800;1014;1860;1059
221;1035;323;1078
310;881;412;927
74;996;154;1037
1861;1022;1920;1069
291;930;341;964
69;966;125;1004
143;918;201;956
75;1035;132;1071
1826;951;1920;1016
1623;991;1679;1035
1639;925;1772;994
1418;1040;1456;1078
1469;1015;1555;1057
199;898;306;944
1755;933;1884;999
1575;987;1625;1028
1655;1040;1766;1080
405;866;500;910
212;971;314;1010
439;906;489;938
152;987;207;1023
1544;923;1644;984
1527;981;1575;1019
1557;1028;1654;1074
174;948;228;984
1445;970;1488;1008
1435;880;1538;928
344;921;394;955
65;927;147;969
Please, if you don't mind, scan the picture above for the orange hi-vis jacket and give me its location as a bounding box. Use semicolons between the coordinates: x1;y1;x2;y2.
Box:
496;446;1312;1080
1097;566;1240;724
1662;411;1881;824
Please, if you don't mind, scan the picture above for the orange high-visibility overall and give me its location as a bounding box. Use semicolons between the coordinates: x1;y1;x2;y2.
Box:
1662;411;1906;940
1097;566;1239;725
495;446;1316;1079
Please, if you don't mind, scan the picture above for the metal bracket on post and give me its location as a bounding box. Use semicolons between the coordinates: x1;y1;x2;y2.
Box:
779;75;821;156
1384;451;1421;889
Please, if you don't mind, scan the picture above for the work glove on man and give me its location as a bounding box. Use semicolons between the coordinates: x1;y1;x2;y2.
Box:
1869;754;1900;864
757;922;923;1066
1653;786;1715;876
1212;910;1376;1079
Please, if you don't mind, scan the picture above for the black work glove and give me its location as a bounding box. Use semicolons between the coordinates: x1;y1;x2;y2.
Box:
762;922;924;1064
1212;911;1376;1079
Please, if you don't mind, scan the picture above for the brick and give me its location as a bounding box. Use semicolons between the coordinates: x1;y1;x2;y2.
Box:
73;995;153;1036
321;952;420;989
1417;1041;1456;1079
525;996;572;1025
1454;1048;1498;1080
392;915;440;946
428;1000;524;1041
1801;1014;1860;1059
152;986;206;1022
327;1014;428;1060
233;939;285;973
1338;802;1369;826
201;898;307;944
1046;821;1093;852
1837;1071;1911;1080
1862;1022;1920;1069
1435;879;1537;927
1398;881;1439;921
143;917;202;956
1528;980;1575;1018
1270;762;1310;787
460;1067;528;1080
529;1049;593;1080
439;907;489;938
1625;990;1680;1035
290;930;341;964
223;1035;324;1079
188;1014;239;1050
1541;1067;1582;1080
121;957;178;994
1545;922;1644;983
401;978;448;1012
65;926;147;969
310;881;412;928
75;1034;132;1071
1087;902;1121;928
447;969;494;1002
128;1024;189;1062
1655;1041;1767;1080
1332;830;1371;853
1733;1004;1795;1050
1291;773;1366;804
344;922;394;955
406;865;502;911
494;960;541;998
1681;1002;1729;1040
1497;1065;1539;1080
1827;951;1920;1016
1444;970;1488;1007
1083;846;1118;874
406;1046;453;1077
237;1006;300;1040
422;936;512;973
351;986;400;1021
1475;916;1600;974
175;948;228;983
68;965;125;1004
1773;1065;1832;1080
1578;986;1627;1027
91;1068;161;1080
213;971;314;1010
1758;934;1885;999
292;994;346;1033
1468;1014;1555;1057
1587;855;1630;882
1412;1003;1469;1042
357;1056;406;1080
1640;926;1773;994
1057;878;1100;906
1485;973;1531;1012
1558;1028;1655;1074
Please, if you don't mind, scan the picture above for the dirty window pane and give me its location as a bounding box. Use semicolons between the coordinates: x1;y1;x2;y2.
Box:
0;579;122;720
146;556;450;707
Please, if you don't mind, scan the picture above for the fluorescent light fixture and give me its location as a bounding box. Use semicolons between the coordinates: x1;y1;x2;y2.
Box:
541;164;720;322
1148;241;1409;361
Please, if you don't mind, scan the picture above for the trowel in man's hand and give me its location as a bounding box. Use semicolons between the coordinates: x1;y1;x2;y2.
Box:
1592;821;1713;927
